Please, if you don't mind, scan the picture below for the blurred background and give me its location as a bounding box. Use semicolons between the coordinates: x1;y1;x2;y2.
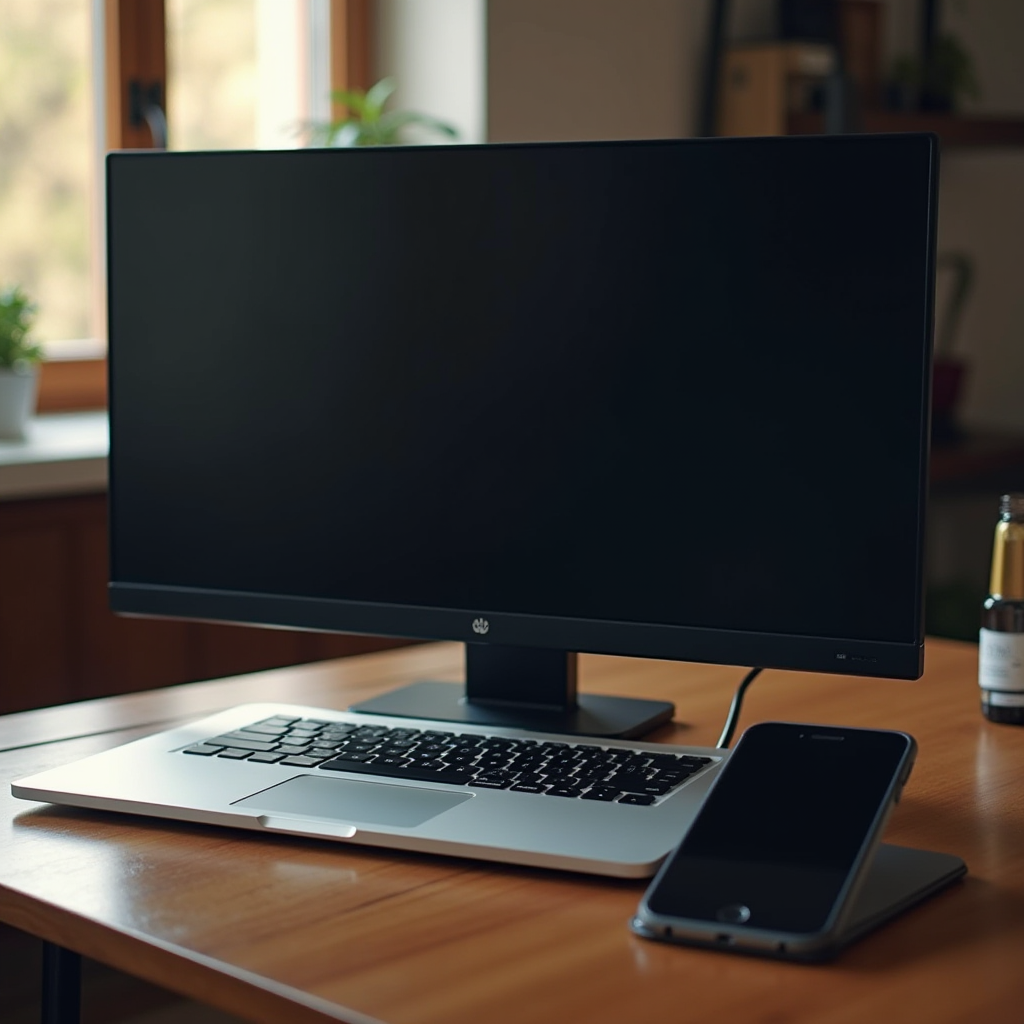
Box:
1;0;1022;713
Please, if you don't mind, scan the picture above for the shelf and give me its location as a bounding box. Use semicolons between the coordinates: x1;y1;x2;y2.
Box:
787;111;1024;147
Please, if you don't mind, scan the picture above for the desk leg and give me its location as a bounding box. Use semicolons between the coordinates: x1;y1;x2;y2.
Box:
42;942;80;1024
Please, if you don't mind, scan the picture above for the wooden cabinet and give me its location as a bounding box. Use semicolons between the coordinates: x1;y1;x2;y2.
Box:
0;493;409;715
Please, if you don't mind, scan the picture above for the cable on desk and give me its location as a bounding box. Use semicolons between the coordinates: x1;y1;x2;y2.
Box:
716;667;763;749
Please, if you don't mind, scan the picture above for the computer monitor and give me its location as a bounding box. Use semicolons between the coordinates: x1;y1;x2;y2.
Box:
106;133;937;738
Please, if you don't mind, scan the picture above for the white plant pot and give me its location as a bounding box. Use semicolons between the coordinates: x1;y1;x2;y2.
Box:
0;365;40;440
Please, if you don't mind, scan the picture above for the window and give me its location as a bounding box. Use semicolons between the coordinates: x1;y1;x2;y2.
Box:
0;1;99;355
0;0;368;413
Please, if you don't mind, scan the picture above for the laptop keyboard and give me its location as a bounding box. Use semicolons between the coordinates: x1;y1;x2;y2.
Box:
181;714;714;806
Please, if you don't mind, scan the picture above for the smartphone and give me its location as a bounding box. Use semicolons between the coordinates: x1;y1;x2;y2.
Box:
631;721;917;961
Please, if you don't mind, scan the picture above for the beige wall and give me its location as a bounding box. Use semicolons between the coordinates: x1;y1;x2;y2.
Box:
374;0;487;144
935;0;1024;433
487;0;708;142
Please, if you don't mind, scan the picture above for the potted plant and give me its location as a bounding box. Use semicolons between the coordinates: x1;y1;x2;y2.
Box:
885;34;980;113
306;77;459;147
0;284;43;439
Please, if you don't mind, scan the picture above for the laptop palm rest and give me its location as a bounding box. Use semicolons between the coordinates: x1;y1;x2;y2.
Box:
234;774;472;829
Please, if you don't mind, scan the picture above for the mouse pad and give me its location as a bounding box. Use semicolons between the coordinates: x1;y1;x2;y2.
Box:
233;774;473;828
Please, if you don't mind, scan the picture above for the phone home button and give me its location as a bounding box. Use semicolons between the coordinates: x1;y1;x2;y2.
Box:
716;904;752;924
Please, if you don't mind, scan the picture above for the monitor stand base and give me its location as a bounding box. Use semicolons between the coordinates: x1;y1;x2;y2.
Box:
348;680;675;738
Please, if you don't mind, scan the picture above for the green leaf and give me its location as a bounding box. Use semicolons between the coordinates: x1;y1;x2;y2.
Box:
364;77;397;118
378;110;458;138
307;77;460;148
329;88;369;118
331;122;364;148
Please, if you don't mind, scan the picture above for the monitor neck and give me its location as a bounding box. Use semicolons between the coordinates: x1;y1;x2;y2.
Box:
465;643;577;712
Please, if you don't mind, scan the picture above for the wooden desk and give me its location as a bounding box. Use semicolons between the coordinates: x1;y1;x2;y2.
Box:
1;640;1022;1024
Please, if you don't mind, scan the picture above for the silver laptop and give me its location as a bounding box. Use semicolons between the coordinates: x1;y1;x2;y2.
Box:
13;701;724;878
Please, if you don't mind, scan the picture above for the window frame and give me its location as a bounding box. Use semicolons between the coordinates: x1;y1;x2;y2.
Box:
36;0;369;414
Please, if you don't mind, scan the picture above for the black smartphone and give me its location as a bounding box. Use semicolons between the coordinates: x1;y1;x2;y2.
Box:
632;721;918;961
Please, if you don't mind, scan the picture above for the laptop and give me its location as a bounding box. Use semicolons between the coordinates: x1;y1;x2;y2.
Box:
12;702;724;878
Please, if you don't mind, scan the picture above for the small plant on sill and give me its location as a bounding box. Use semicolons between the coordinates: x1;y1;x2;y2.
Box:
306;77;459;147
0;284;42;371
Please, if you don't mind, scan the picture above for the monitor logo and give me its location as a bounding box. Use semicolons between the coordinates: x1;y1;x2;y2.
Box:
472;617;490;635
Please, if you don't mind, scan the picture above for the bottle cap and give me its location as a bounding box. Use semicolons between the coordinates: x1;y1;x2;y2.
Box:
1000;494;1024;520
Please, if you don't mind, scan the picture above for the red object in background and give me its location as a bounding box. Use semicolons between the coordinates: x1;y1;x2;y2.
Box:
932;356;968;445
933;357;967;416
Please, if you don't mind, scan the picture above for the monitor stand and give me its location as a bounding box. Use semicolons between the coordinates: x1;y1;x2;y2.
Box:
348;643;675;738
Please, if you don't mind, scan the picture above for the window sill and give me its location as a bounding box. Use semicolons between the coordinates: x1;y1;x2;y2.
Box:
0;411;108;501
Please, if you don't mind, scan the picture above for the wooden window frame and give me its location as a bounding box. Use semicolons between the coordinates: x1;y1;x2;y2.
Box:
36;0;369;415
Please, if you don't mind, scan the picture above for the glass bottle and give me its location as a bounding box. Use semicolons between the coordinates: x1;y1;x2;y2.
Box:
979;493;1024;724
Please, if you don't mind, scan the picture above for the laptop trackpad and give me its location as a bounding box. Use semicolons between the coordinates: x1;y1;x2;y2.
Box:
234;774;472;828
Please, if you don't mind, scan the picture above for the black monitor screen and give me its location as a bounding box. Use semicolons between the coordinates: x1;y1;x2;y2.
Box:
107;135;935;686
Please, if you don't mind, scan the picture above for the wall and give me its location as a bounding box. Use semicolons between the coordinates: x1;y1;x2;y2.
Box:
935;1;1024;434
486;0;706;142
373;0;486;144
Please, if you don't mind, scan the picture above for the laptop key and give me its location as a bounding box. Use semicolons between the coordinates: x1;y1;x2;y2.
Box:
511;772;547;787
319;758;474;785
545;786;581;798
581;787;622;801
183;744;224;756
618;793;657;805
604;775;653;794
542;775;586;789
248;752;286;763
652;770;693;786
217;748;252;760
206;736;278;752
279;756;323;767
638;781;673;795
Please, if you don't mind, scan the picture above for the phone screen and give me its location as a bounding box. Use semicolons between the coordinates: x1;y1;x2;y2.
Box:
646;723;912;935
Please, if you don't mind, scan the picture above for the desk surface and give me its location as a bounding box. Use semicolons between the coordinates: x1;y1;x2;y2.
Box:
1;640;1022;1024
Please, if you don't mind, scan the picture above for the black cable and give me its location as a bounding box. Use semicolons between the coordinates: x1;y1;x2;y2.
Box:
716;667;763;749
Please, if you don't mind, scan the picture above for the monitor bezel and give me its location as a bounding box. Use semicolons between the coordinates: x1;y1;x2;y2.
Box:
106;133;937;688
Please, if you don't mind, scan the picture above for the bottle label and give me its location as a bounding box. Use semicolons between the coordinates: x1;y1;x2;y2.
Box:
978;628;1024;694
984;691;1024;708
